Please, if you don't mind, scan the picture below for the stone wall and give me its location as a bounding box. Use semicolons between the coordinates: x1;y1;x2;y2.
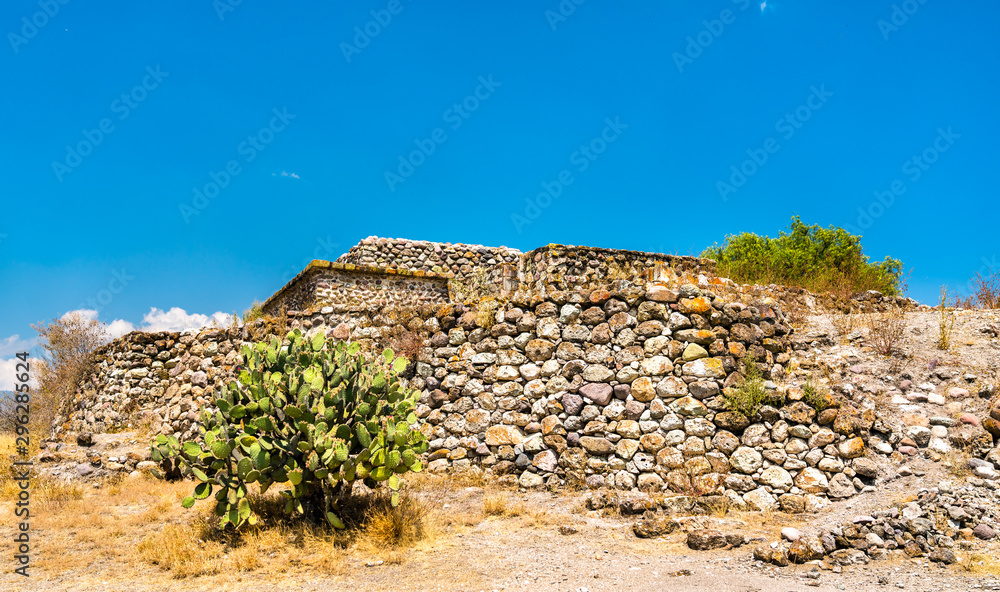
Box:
261;262;451;316
335;236;522;282
56;227;905;505
59;276;892;506
519;245;718;296
53;329;246;443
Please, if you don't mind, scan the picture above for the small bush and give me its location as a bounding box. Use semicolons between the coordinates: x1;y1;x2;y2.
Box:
937;287;956;350
801;380;834;412
475;297;500;330
722;356;778;418
967;268;1000;309
387;329;425;364
864;306;906;356
359;492;433;549
702;216;904;297
241;300;265;324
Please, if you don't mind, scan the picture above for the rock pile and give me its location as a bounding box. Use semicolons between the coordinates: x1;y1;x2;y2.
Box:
754;477;1000;567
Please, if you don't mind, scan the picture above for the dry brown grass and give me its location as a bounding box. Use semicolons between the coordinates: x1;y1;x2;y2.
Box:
483;491;524;517
865;306;907;356
941;449;972;478
830;311;858;343
704;497;730;519
960;552;1000;575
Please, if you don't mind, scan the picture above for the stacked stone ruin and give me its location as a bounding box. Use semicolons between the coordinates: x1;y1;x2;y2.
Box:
54;237;899;507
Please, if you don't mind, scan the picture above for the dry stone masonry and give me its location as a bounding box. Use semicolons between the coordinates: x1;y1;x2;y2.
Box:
53;236;928;506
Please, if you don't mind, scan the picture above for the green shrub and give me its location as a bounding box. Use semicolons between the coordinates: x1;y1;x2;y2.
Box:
151;330;428;530
241;300;265;324
722;356;781;418
801;380;834;412
702;216;904;297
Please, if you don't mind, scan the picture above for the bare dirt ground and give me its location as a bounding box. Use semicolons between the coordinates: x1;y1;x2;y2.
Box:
3;476;998;592
3;308;999;592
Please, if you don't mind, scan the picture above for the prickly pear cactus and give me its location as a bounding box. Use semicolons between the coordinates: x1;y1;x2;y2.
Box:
153;329;428;530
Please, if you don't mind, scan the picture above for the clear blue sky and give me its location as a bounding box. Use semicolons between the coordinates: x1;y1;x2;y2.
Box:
1;0;998;381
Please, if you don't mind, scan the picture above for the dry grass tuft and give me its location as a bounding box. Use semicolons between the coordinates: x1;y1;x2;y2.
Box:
357;493;435;550
941;449;972;478
864;306;906;356
137;523;226;578
938;287;957;350
961;553;1000;575
830;311;858;342
483;492;524;517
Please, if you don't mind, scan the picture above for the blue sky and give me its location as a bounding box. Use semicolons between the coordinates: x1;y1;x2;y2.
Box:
1;0;998;386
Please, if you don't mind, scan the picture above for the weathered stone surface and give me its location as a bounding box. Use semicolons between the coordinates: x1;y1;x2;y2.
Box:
525;339;556;361
687;529;728;550
579;382;613;406
532;450;558;472
630;377;656;402
743;487;776;511
681;343;708;362
794;467;829;493
759;466;793;490
713;411;749;432
672;396;709;417
852;457;878;478
827;473;857;498
682;358;725;379
788;537;824;563
754;545;789;566
655;376;688;397
562;393;584;415
485;425;525;446
580;436;615;455
633;514;678;538
730;447;763;474
780;402;816;424
838;437;865;459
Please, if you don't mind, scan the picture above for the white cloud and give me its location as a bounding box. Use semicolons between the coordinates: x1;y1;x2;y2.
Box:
106;319;137;339
0;334;35;358
273;170;301;180
139;307;235;332
0;357;40;391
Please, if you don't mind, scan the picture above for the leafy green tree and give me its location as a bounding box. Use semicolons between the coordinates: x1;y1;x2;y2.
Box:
702;216;903;297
